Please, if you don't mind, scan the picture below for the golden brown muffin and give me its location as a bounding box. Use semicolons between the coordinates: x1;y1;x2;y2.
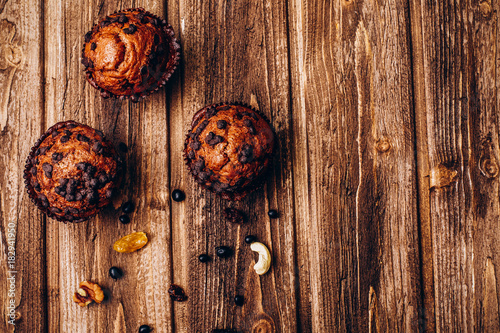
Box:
184;103;275;200
24;121;122;222
81;8;180;102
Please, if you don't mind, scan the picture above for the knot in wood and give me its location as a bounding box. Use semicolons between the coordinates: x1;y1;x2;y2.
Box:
480;157;499;178
252;319;274;333
430;164;458;189
375;137;391;153
479;1;492;18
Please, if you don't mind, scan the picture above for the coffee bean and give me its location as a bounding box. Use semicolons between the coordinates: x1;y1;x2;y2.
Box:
217;120;227;129
118;15;128;23
215;246;233;258
60;136;70;143
122;201;134;214
138;325;151;333
92;142;103;153
168;284;187;302
234;295;244;306
268;209;279;219
119;215;130;224
84;31;92;43
90;42;97;50
198;254;211;263
109;267;123;279
172;189;185;202
244;235;257;244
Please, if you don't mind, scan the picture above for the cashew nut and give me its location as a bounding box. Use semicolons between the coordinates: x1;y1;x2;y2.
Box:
250;242;271;275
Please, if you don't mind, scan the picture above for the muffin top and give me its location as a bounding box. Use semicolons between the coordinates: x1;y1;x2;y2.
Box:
24;121;122;222
81;8;180;101
184;104;275;200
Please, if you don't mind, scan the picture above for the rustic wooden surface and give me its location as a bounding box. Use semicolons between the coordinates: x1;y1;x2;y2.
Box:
0;0;499;332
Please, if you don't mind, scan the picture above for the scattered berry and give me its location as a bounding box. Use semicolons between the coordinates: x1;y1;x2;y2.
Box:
244;235;257;244
268;209;279;219
172;189;185;202
109;267;123;279
234;295;244;306
138;325;151;333
119;215;130;224
215;246;233;258
122;201;134;214
198;254;211;263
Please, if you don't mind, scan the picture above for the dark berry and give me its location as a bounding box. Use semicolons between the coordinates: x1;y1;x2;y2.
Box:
244;235;257;244
215;246;233;258
234;295;244;306
268;209;279;219
172;189;185;202
122;201;134;214
138;325;151;333
198;254;211;263
119;215;130;224
109;267;123;279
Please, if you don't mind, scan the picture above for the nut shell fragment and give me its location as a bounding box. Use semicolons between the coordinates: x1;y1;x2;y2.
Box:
113;231;148;253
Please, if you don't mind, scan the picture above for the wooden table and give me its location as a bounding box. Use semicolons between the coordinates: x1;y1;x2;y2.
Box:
1;0;499;332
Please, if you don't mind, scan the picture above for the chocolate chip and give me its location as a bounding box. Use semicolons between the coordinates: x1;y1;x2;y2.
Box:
123;24;137;34
49;207;62;214
118;15;128;23
59;178;69;186
54;185;66;196
87;191;98;204
75;193;83;201
239;144;254;164
217;120;227;129
42;163;52;173
92;142;103;153
190;141;201;150
187;150;195;160
100;20;111;28
95;130;104;138
137;12;145;22
68;207;79;215
52;153;63;162
64;130;72;136
38;194;49;207
110;16;119;23
90;42;97;50
52;131;60;138
218;106;230;111
214;135;224;144
193;159;205;172
30;166;37;175
198;172;210;182
206;107;218;118
161;19;167;26
154;34;159;45
195;120;209;135
150;18;159;26
60;135;70;143
105;188;114;199
89;178;99;189
243;119;252;127
84;31;92;43
205;132;215;143
98;174;108;184
86;165;96;174
140;66;148;75
76;162;87;171
77;134;90;143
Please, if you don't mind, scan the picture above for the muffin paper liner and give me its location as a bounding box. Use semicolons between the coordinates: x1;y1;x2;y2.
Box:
24;120;121;223
82;8;181;102
183;102;276;201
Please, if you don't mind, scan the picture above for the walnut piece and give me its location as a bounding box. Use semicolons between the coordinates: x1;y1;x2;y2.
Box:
73;281;104;307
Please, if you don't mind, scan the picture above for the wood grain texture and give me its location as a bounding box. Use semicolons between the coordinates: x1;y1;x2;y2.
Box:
168;0;297;331
0;1;46;331
287;0;421;331
3;0;500;331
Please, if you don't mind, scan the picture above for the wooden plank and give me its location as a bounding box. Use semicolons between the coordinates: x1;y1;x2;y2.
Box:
0;1;46;331
44;1;173;331
287;0;422;331
167;0;298;331
411;0;500;330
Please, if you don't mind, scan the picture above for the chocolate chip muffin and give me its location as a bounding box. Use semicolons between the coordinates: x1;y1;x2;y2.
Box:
81;8;180;102
184;103;275;200
24;121;122;222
